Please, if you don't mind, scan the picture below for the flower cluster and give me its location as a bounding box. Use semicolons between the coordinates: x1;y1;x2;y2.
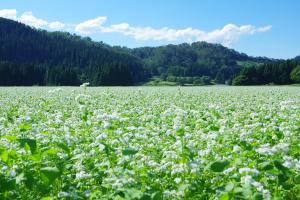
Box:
0;86;299;199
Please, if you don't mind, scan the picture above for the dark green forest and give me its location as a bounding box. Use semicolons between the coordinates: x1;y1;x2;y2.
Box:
232;61;299;85
0;17;299;86
0;17;147;86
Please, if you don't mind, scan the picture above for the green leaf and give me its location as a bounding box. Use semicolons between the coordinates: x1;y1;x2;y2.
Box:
100;142;115;155
43;148;58;156
294;175;300;184
282;183;293;190
41;197;53;200
274;160;288;172
210;160;230;172
18;123;31;132
176;128;185;136
56;142;70;155
24;170;36;189
18;138;37;154
258;161;273;171
0;175;15;192
219;192;230;200
253;193;263;200
240;141;252;151
124;188;144;199
40;167;60;184
278;174;288;184
1;150;9;162
4;135;17;142
122;148;138;156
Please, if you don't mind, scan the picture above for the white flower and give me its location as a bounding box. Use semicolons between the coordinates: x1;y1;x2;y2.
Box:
75;171;91;180
99;143;106;151
241;175;253;185
273;143;289;153
58;192;71;198
239;168;259;176
233;145;241;152
256;144;274;156
80;82;90;88
256;143;289;156
223;167;235;174
263;189;271;200
103;121;110;129
171;164;186;175
75;94;90;104
48;88;62;94
174;177;182;184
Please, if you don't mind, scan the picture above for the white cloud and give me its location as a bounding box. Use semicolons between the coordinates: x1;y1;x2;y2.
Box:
19;12;48;28
101;22;272;46
74;16;271;46
201;24;272;46
49;21;66;30
0;9;272;46
75;16;107;34
256;25;272;32
0;9;17;20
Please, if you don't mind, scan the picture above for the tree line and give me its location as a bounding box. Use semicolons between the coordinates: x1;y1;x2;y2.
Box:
232;60;300;85
0;17;299;86
0;17;147;86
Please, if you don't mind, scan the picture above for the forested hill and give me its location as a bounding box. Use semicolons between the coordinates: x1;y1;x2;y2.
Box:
0;17;298;86
0;17;146;86
124;42;275;84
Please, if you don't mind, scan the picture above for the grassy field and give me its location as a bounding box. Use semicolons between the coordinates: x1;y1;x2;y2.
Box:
0;86;299;199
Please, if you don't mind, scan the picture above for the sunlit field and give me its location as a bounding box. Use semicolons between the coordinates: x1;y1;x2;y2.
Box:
0;86;299;199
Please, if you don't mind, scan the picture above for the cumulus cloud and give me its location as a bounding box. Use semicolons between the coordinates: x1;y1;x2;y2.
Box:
201;24;272;46
101;22;271;46
0;9;66;30
75;16;107;34
49;21;66;30
74;16;271;46
19;12;48;28
0;9;272;46
0;9;17;20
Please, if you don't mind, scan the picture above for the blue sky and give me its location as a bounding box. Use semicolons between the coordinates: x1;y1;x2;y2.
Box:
0;0;299;59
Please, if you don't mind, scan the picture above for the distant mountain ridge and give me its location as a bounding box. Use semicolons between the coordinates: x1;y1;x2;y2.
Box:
294;55;300;61
0;17;295;86
124;42;276;83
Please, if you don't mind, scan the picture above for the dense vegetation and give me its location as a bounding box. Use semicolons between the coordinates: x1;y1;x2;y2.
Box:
294;56;300;62
127;43;273;85
0;86;300;199
0;17;299;86
0;17;146;86
232;60;300;85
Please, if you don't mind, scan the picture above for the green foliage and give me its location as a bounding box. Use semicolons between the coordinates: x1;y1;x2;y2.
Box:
130;42;264;84
233;60;299;85
0;17;283;86
290;65;300;83
232;75;249;85
0;17;145;86
122;148;138;156
40;167;60;185
18;138;37;154
0;86;299;199
210;160;230;172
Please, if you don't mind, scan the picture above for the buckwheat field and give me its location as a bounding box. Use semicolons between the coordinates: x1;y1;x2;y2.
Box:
0;86;299;199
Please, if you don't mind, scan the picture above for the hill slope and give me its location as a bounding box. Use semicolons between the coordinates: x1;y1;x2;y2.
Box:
0;17;146;86
125;42;274;84
0;17;283;86
294;55;300;62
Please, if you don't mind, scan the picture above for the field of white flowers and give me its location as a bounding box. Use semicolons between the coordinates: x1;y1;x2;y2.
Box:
0;86;299;199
